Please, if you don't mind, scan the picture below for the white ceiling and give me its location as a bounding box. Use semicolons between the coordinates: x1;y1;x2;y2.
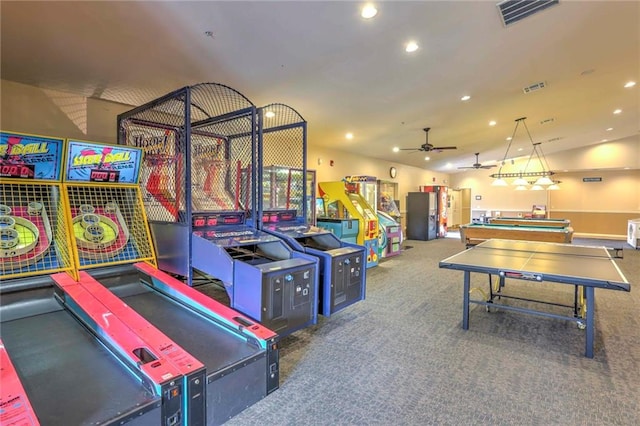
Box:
1;1;638;172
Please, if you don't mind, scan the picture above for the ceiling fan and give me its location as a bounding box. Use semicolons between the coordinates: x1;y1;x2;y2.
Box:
458;152;497;170
399;127;457;153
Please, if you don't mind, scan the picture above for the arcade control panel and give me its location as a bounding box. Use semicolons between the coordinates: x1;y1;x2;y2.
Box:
191;211;318;336
261;209;367;317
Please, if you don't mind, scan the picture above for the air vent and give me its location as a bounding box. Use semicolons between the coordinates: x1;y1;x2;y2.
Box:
547;137;562;142
497;0;560;27
523;81;546;94
539;117;554;125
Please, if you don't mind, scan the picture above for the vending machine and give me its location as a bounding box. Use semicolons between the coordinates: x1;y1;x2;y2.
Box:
419;185;448;238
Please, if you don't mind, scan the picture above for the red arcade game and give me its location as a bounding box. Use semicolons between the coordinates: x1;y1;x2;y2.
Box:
419;185;448;238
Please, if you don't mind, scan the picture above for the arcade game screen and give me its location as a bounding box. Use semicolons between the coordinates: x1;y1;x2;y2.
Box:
315;198;325;218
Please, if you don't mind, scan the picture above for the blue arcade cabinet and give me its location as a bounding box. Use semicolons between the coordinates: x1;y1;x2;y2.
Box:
256;104;367;317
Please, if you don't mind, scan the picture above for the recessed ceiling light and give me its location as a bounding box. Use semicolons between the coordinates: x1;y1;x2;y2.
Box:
606;127;613;131
613;109;622;114
361;4;378;19
265;111;275;118
601;139;608;142
624;81;636;88
405;41;419;53
393;147;399;152
445;162;453;168
461;95;471;101
345;132;354;140
506;137;512;141
425;156;430;161
624;167;630;170
517;148;523;151
489;120;497;126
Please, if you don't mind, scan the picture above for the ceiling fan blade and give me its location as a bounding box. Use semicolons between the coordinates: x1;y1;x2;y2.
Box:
432;146;457;150
399;148;422;151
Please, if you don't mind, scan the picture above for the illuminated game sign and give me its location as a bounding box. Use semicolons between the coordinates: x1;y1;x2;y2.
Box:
0;131;64;181
345;175;377;183
64;140;143;184
192;212;245;229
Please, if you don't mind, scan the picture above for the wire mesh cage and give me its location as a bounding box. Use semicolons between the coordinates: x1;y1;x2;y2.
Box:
0;180;74;279
64;183;155;269
259;103;307;222
117;89;188;223
118;83;258;221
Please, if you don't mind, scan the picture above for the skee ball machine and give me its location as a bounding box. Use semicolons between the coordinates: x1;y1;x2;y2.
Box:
61;138;279;425
318;180;379;268
345;175;402;258
118;83;318;336
257;104;366;317
0;132;187;426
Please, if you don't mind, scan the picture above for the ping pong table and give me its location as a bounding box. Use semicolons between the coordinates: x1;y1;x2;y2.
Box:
439;239;630;358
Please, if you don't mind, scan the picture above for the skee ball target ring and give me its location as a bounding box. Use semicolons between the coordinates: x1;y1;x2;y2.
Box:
80;213;101;229
0;215;16;229
0;227;19;249
27;202;43;216
0;215;41;258
84;224;105;243
73;214;119;250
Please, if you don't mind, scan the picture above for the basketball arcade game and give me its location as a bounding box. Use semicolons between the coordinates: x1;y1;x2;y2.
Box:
0;132;186;425
118;83;319;337
257;104;366;317
61;138;280;425
318;180;380;268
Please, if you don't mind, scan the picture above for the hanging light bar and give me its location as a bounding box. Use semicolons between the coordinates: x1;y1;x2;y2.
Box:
490;117;556;189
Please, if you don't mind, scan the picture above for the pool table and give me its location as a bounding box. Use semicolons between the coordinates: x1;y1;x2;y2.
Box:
488;217;570;228
460;222;574;246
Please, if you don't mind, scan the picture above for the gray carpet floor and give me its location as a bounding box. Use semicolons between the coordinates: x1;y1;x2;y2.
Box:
227;238;640;425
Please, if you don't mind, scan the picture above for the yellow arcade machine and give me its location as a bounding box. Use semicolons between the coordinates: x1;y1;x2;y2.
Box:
317;181;379;268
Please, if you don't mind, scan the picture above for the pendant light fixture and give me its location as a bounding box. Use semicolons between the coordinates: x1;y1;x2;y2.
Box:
490;117;556;189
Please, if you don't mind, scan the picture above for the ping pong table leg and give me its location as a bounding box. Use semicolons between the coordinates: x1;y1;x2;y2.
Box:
585;286;595;358
463;271;470;330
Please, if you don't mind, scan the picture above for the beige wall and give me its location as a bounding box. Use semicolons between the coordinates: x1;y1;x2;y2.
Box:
3;78;639;237
450;141;640;237
450;171;549;216
1;79;132;143
308;144;450;198
548;170;640;237
550;170;640;212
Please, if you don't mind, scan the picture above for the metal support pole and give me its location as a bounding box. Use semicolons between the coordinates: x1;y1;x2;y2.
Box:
585;286;595;358
463;271;470;329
